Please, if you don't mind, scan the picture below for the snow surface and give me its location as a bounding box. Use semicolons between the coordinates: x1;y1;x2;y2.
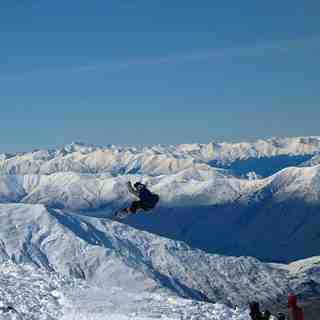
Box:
61;285;252;320
0;261;68;320
0;261;253;320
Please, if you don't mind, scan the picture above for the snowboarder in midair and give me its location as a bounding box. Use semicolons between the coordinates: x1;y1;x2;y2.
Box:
116;181;159;218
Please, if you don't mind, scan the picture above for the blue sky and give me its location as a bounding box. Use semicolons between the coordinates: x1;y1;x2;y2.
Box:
1;1;320;153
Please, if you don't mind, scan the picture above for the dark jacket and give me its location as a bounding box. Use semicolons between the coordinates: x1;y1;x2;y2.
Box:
249;302;269;320
128;182;159;207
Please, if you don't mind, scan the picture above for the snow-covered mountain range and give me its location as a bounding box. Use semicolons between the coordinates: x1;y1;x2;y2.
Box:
1;137;320;319
0;137;320;261
1;136;320;177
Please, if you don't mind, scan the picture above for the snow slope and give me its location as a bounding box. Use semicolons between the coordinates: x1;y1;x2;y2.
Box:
0;203;295;307
0;261;253;320
124;165;320;262
258;165;320;203
0;203;319;319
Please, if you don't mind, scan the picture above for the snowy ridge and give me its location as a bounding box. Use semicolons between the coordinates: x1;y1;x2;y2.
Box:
1;136;320;176
0;204;292;306
0;168;257;210
0;164;319;212
0;142;216;177
241;164;320;203
0;162;319;263
287;256;320;278
177;136;320;164
301;154;320;167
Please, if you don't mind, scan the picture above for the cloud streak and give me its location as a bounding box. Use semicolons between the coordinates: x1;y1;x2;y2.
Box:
68;33;320;72
1;33;320;80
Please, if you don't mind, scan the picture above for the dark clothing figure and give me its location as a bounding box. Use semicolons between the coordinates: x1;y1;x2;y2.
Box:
288;294;304;320
277;313;286;320
263;310;271;320
126;181;159;214
249;301;264;320
249;302;270;320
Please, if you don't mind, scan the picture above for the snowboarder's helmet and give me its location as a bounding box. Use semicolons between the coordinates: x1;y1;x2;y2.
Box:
134;182;145;191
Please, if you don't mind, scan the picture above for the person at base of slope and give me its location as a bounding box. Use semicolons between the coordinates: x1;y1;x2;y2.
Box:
277;313;286;320
287;293;304;320
121;181;159;215
249;301;271;320
263;310;271;320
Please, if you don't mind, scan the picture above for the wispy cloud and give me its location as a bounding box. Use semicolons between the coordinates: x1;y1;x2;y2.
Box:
70;33;320;72
1;33;320;80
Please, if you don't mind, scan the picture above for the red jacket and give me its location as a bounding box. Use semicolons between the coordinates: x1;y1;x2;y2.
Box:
288;294;304;320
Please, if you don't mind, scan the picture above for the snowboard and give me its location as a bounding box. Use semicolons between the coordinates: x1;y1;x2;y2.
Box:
112;208;132;219
112;207;148;219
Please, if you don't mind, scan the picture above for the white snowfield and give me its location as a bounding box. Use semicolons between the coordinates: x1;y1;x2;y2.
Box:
0;204;319;320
